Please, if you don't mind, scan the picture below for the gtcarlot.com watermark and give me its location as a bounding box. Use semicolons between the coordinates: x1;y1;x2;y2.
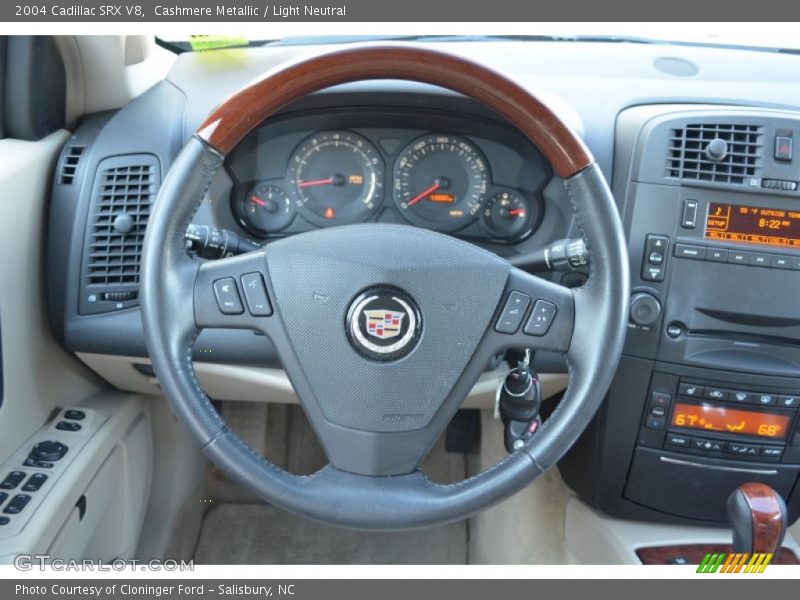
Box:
14;554;194;572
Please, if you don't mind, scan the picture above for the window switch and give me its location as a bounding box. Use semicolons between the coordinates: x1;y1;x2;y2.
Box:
0;471;26;490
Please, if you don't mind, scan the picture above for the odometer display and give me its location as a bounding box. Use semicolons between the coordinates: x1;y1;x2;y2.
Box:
393;134;488;231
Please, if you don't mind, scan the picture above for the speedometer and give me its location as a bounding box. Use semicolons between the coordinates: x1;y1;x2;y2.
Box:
392;134;488;231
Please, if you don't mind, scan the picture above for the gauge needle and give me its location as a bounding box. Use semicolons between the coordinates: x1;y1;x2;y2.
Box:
508;209;526;216
407;182;440;206
298;177;335;189
250;195;267;207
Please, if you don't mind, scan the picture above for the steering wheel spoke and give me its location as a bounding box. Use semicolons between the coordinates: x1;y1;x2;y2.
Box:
193;250;273;332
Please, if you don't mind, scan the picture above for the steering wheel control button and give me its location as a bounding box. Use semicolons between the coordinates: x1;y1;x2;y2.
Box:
641;234;669;281
494;291;531;334
346;287;421;361
523;300;557;336
3;494;31;515
0;471;26;490
240;273;273;316
21;474;47;492
29;441;68;463
213;278;244;315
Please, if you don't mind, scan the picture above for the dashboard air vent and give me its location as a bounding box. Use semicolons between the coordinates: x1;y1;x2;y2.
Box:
79;154;160;315
59;145;85;184
87;163;155;285
667;123;763;184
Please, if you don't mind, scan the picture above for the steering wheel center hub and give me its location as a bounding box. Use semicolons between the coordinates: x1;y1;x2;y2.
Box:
346;286;422;361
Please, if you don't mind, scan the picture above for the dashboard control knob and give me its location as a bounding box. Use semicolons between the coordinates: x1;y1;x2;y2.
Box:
629;293;662;327
706;137;728;161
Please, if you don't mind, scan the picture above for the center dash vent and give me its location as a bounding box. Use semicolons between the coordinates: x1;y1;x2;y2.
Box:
59;145;85;184
79;154;160;315
667;123;763;185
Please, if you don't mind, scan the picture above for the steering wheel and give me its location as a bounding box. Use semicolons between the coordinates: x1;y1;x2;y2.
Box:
140;45;629;530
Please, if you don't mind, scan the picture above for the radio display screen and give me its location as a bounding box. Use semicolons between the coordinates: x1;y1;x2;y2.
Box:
671;402;791;439
705;202;800;249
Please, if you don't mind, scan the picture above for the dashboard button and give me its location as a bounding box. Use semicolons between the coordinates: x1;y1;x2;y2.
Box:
0;471;25;490
666;433;691;448
645;417;665;430
642;235;669;281
729;391;751;404
674;244;706;260
650;406;667;418
523;300;557;337
693;438;724;453
0;492;7;505
495;291;530;334
63;410;85;421
681;200;698;229
240;273;273;317
771;254;792;269
728;250;752;265
761;446;784;459
705;248;728;262
678;383;704;398
749;252;771;267
0;516;8;526
775;136;793;161
726;442;760;457
778;395;800;408
704;387;728;401
30;441;67;462
752;393;777;406
213;278;244;315
650;391;672;406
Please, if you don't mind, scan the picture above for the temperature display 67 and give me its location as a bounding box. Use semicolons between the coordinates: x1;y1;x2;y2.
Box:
670;402;790;439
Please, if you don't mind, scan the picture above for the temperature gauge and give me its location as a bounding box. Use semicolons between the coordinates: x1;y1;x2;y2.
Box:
239;182;294;235
482;190;533;240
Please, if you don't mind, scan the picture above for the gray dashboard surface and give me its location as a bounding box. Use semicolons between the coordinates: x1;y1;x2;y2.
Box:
166;41;800;179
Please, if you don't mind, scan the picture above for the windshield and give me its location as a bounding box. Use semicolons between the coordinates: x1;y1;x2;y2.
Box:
157;29;800;53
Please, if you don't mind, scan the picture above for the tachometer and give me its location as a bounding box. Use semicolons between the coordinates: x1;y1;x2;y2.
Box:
288;131;384;225
393;134;488;231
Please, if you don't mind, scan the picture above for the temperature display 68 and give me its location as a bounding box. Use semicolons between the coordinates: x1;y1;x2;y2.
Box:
670;402;790;439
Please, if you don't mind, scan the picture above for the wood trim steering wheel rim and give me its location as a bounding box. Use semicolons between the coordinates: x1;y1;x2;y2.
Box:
195;44;593;179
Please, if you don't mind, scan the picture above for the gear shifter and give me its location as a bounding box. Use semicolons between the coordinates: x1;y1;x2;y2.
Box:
726;483;788;554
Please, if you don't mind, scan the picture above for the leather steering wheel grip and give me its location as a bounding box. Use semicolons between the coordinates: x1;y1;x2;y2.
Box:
140;45;629;530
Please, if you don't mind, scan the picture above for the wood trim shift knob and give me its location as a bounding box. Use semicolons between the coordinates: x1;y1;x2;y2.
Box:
727;482;788;555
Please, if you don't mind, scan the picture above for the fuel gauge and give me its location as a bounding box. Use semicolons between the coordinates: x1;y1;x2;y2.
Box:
482;190;533;240
239;182;294;235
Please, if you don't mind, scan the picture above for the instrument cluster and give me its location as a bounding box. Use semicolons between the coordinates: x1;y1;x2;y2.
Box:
228;117;551;244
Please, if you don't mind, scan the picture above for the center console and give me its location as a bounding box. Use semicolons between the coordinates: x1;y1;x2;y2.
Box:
559;105;800;525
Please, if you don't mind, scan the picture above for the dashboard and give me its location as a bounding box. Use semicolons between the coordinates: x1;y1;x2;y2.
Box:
43;39;800;531
224;110;550;244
